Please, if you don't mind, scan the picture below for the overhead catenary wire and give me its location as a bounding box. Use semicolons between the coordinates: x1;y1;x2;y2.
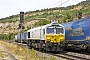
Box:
51;0;70;7
50;0;70;13
59;0;70;6
51;0;62;7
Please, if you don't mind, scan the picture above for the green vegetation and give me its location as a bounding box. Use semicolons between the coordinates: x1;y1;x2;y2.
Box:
0;33;16;40
34;20;50;27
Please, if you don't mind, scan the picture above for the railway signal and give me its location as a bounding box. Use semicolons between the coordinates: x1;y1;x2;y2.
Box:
19;11;25;50
18;11;25;29
20;11;24;23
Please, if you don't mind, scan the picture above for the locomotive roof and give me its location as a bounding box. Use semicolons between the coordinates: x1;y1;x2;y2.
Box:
27;22;64;32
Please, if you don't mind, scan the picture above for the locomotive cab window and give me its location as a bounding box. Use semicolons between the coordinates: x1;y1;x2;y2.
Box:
28;32;30;38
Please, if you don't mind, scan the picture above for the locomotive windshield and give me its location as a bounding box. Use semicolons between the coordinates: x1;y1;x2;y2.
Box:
47;28;54;34
47;26;64;34
56;27;64;34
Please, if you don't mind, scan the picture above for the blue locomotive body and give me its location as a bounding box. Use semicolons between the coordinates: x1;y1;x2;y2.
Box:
62;16;90;52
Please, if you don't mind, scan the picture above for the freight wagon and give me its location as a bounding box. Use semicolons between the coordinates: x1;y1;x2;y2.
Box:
15;33;22;42
15;32;27;43
22;32;27;43
62;16;90;52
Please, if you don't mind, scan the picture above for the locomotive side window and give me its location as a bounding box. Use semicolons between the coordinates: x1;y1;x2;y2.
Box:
43;29;45;35
28;32;30;38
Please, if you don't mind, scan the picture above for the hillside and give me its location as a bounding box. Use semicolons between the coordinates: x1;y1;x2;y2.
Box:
0;0;90;40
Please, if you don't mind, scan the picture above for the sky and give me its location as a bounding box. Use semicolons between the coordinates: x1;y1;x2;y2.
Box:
0;0;86;19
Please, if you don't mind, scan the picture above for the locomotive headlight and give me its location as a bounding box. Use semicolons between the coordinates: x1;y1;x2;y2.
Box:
47;38;51;41
86;36;90;40
47;38;50;40
60;36;64;39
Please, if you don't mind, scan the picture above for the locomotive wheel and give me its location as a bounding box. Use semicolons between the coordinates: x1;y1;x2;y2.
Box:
38;43;42;51
27;40;29;46
27;40;32;49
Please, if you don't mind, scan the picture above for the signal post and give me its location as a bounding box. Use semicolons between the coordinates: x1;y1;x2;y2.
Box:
19;11;25;48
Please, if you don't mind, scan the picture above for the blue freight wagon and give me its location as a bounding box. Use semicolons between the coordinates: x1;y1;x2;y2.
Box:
15;33;22;42
62;16;90;52
22;32;27;43
15;32;27;43
17;33;22;42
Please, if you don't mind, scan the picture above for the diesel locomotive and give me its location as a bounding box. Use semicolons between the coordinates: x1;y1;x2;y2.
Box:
15;21;65;52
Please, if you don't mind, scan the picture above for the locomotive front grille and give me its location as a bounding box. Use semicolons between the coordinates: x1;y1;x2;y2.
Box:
45;34;64;43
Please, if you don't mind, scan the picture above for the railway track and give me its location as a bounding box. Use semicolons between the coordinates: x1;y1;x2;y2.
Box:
53;52;90;60
16;42;90;60
4;41;90;60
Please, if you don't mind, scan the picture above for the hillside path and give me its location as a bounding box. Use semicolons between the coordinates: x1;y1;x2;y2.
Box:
0;43;16;60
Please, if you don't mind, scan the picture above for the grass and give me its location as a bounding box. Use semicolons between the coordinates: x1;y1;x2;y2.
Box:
0;41;60;60
0;50;9;60
0;45;9;59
